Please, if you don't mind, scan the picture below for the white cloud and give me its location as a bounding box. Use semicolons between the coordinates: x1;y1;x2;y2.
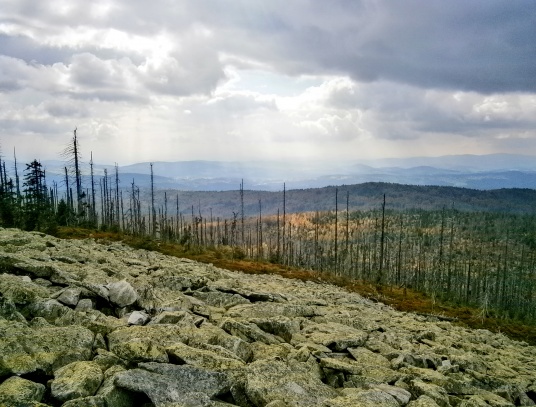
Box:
0;0;535;167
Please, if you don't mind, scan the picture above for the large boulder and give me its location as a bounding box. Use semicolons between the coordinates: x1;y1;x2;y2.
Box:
107;280;138;307
114;363;230;406
107;325;190;364
51;361;104;402
166;342;245;371
324;388;400;407
56;287;82;306
0;376;46;406
0;273;50;306
0;320;94;376
244;359;337;406
301;322;368;351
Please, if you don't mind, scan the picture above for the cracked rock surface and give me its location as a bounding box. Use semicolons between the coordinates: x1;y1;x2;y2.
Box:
0;228;535;406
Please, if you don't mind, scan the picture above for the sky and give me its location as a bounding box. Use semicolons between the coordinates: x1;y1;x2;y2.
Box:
1;0;536;166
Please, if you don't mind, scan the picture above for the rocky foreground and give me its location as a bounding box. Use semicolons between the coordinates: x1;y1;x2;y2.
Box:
0;229;535;407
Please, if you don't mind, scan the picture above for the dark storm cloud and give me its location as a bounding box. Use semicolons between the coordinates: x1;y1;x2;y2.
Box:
196;0;536;94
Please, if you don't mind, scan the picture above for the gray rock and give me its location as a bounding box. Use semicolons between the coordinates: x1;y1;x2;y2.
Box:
57;287;82;306
95;365;138;407
372;384;412;405
1;229;536;407
149;310;197;325
139;362;230;397
248;316;301;342
115;363;230;406
302;322;368;351
165;342;245;370
107;280;138;307
28;298;70;321
220;318;284;345
75;298;94;311
192;291;250;309
128;310;151;325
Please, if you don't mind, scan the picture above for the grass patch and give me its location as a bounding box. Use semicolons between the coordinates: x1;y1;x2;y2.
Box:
55;227;536;346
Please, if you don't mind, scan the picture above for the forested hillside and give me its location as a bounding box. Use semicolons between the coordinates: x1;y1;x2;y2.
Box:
153;183;536;219
2;133;536;329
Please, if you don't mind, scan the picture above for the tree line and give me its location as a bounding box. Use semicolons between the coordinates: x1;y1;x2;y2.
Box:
1;131;535;324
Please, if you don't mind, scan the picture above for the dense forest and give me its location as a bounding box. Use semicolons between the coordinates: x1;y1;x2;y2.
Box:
2;131;536;325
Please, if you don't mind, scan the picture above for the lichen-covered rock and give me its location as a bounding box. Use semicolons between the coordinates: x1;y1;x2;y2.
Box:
107;325;190;364
220;319;284;345
244;359;337;406
247;316;301;343
95;365;138;407
115;363;230;406
187;323;253;363
0;228;535;407
55;308;126;336
60;396;107;407
0;320;94;376
166;342;245;370
51;361;104;402
192;291;250;309
249;342;293;362
148;310;202;326
27;299;70;322
75;298;94;312
0;273;50;306
302;322;368;351
409;380;450;407
323;388;400;407
407;395;442;407
0;294;27;322
372;384;412;405
0;376;46;406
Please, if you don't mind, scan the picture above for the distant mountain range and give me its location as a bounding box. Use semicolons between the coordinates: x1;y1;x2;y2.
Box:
5;154;536;218
9;153;536;192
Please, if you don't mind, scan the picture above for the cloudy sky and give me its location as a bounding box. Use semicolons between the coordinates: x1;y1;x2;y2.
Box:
1;0;536;166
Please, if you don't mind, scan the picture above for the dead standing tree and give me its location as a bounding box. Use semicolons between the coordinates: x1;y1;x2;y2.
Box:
62;128;85;223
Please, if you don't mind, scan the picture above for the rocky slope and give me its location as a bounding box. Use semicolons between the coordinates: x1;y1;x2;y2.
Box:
0;228;535;407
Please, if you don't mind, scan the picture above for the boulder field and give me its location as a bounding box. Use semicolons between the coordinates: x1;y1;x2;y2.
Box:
0;228;535;407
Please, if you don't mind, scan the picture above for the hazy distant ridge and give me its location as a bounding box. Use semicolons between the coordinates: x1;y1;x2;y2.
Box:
26;153;536;192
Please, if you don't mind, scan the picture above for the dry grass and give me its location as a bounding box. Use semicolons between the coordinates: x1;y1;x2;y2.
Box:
55;227;536;345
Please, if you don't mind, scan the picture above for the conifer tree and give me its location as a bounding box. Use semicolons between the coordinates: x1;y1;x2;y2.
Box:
22;159;51;230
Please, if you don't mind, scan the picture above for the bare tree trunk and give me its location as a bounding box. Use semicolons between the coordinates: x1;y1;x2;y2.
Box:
376;194;385;284
150;163;156;238
240;179;245;246
334;188;338;275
